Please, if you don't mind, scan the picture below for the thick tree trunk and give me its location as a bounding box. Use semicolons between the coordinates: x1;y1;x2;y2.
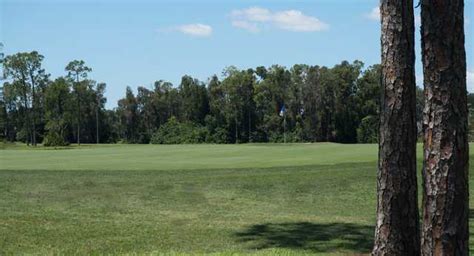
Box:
373;0;420;255
420;0;469;255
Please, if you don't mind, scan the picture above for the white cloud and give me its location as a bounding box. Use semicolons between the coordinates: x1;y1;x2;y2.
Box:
230;7;328;33
231;7;271;22
468;69;474;92
231;20;260;33
366;7;380;21
273;10;329;32
173;23;213;37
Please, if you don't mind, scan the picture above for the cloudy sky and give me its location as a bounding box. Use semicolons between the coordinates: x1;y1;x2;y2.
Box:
1;0;473;108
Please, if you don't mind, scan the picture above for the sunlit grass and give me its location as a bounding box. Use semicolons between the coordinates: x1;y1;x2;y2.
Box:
0;143;472;255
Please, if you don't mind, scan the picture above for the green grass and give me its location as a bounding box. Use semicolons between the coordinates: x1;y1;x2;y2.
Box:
0;143;377;171
0;143;471;255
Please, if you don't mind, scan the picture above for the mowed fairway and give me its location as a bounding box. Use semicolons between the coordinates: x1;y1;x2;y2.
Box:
0;143;472;255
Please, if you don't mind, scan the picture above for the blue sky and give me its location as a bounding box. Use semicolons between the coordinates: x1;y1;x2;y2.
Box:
1;0;473;109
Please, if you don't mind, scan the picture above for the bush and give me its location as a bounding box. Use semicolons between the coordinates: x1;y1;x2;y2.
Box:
150;117;208;144
43;119;69;147
206;127;229;144
357;115;378;143
43;131;69;147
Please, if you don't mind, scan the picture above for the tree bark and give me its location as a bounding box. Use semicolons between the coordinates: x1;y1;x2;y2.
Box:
373;0;420;255
420;0;469;255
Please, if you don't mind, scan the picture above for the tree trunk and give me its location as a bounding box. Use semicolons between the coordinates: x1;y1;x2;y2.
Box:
248;109;251;142
420;0;469;255
77;99;81;145
373;0;420;255
31;78;36;146
96;98;99;144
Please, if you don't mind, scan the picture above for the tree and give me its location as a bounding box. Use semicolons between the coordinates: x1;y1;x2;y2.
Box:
3;51;49;146
207;75;229;143
179;75;209;125
65;60;92;145
94;83;106;144
43;77;71;146
333;60;363;143
0;42;5;141
301;65;321;142
420;0;469;254
373;0;420;255
117;86;139;143
318;67;336;141
253;65;291;142
221;67;256;143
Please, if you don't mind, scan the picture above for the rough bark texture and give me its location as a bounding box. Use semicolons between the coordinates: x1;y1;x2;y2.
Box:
421;0;469;255
373;0;420;255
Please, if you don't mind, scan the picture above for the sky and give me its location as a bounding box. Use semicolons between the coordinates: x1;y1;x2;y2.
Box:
1;0;473;109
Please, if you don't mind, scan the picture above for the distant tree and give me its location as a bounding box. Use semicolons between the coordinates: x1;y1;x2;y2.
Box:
332;60;363;143
420;0;469;254
0;42;5;141
94;82;106;144
179;75;209;124
253;65;291;142
355;65;381;143
373;0;420;255
300;65;321;141
117;86;139;143
65;60;92;145
43;77;70;146
207;75;229;143
3;51;49;146
318;67;336;141
221;67;256;143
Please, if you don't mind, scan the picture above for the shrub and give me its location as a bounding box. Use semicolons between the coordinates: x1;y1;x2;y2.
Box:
150;117;208;144
357;115;378;143
43;119;69;147
43;131;70;147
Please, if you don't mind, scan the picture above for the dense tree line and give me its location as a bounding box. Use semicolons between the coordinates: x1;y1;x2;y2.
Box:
0;52;113;145
1;50;471;146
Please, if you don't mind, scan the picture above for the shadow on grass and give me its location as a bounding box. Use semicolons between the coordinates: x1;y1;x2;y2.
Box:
235;222;373;253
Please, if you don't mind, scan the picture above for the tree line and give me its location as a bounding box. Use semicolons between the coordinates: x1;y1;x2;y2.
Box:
1;50;473;147
0;50;398;145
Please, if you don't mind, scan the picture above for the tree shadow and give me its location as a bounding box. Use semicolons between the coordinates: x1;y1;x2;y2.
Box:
234;222;373;254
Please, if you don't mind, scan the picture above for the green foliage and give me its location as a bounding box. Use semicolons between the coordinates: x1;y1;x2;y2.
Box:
43;129;70;147
0;50;442;145
2;51;49;145
357;115;379;143
150;117;208;144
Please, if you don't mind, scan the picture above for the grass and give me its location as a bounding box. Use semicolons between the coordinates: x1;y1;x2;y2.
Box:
0;143;377;171
0;143;472;255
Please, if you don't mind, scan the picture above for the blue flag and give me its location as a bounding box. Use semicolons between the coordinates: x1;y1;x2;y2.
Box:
279;105;286;117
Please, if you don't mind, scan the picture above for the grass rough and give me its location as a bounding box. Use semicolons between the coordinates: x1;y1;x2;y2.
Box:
0;143;472;255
